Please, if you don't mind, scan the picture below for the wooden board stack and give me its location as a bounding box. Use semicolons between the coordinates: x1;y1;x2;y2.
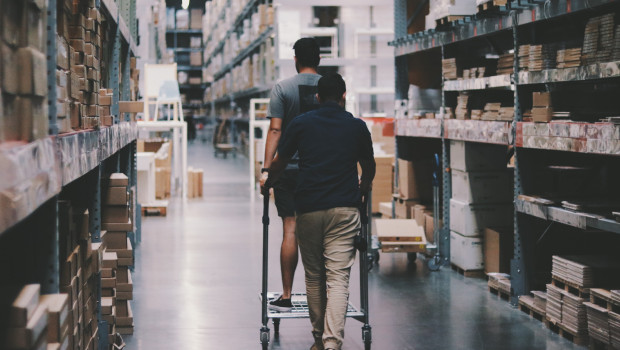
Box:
556;48;582;69
614;25;620;61
462;67;486;79
532;290;548;312
470;109;483;120
498;107;515;121
546;284;563;323
528;45;556;71
582;14;615;65
612;290;620;348
551;255;620;288
487;273;511;295
442;58;459;80
518;45;530;71
455;94;470;120
481;103;501;120
496;53;514;75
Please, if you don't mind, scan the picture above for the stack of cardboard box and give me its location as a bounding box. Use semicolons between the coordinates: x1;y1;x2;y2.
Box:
1;0;49;142
58;207;104;350
449;140;513;273
101;173;135;337
4;285;49;350
532;92;553;123
129;57;140;103
188;168;204;198
55;0;110;131
41;293;70;350
370;156;394;214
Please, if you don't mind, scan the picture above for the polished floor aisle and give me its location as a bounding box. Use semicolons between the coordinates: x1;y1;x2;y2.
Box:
124;142;583;350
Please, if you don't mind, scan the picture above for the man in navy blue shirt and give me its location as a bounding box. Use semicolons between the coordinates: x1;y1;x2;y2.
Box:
263;74;376;350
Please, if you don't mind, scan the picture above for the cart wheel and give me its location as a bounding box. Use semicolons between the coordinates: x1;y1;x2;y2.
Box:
427;256;441;271
362;325;372;350
260;327;270;348
273;319;280;334
407;253;417;262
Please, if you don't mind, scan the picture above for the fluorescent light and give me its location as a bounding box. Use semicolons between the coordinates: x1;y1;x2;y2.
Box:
182;0;190;9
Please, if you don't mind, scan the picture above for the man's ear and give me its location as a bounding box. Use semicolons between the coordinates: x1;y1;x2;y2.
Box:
342;92;347;101
316;93;321;104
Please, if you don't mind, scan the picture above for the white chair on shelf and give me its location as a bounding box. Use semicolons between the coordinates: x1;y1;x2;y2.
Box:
150;80;184;122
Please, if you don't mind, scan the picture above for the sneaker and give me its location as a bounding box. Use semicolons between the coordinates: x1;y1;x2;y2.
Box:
268;296;293;312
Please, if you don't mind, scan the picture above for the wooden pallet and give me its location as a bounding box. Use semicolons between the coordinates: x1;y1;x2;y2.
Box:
435;15;465;27
142;205;167;216
552;276;590;298
451;264;485;278
590;288;620;313
518;296;546;323
546;317;589;346
489;286;511;301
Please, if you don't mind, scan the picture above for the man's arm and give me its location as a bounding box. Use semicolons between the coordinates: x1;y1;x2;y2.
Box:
358;121;376;199
263;117;282;169
261;118;299;194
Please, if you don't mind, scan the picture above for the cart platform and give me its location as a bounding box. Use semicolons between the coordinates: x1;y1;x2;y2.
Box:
262;292;364;319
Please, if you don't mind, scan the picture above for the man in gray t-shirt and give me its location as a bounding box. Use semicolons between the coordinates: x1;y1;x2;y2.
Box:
260;38;321;312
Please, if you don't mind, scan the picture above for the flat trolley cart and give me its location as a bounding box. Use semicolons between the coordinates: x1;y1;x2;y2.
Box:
259;193;373;349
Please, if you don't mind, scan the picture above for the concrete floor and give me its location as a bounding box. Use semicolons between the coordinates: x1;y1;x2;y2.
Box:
124;142;584;350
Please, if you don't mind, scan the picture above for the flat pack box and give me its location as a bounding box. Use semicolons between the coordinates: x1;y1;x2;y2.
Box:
532;107;553;123
9;284;41;327
190;9;202;29
39;294;69;343
413;205;427;227
450;231;483;271
397;159;432;201
118;101;143;113
484;227;514;274
104;187;129;205
108;173;128;187
449;199;513;237
449;140;507;172
190;52;202;66
451;170;513;204
394;198;418;219
6;303;48;349
103;231;127;250
424;212;442;244
533;92;551;107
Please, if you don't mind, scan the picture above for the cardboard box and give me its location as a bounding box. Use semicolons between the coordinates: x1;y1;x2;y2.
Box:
450;231;483;271
104;187;128;206
424;213;437;244
533;92;551;107
2;0;24;46
102;205;129;224
108;173;128;187
10;284;41;327
23;2;46;52
378;202;393;218
116;268;128;284
102;218;133;232
101;277;116;289
449;140;507;172
101;298;113;315
532;107;553;123
2;42;21;92
449;199;513;237
484;227;513;274
117;271;133;292
103;231;127;250
116;291;133;301
102;252;118;269
190;52;202;66
116;302;133;326
413;205;427;227
18;96;49;142
40;294;69;343
394;197;418;219
397;159;432;200
6;303;48;349
451;170;513;204
111;238;133;259
101;268;114;279
118;101;143;113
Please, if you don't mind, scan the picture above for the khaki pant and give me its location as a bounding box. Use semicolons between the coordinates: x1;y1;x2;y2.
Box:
296;207;360;350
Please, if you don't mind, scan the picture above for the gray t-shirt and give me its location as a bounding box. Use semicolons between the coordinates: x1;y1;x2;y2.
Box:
268;73;321;167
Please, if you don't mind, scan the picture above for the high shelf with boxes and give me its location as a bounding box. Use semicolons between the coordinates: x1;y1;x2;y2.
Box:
203;0;396;156
392;0;620;347
1;0;141;349
165;5;208;117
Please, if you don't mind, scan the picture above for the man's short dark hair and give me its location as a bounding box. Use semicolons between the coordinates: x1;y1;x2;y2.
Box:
293;37;320;68
318;74;346;102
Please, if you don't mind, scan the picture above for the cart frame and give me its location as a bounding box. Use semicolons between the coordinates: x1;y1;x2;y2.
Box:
259;193;373;349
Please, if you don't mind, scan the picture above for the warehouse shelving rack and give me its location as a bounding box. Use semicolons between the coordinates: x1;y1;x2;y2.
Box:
166;14;208;115
0;1;140;349
392;0;620;306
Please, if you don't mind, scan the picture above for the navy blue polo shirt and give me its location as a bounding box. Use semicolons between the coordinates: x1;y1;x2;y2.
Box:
277;101;374;214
